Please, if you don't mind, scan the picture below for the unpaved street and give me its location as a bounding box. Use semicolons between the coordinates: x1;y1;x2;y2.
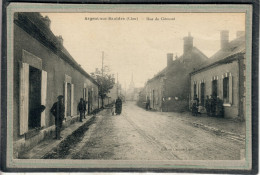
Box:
56;102;245;160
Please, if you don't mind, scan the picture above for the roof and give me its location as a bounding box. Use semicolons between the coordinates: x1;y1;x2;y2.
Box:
191;35;245;74
148;46;208;82
14;12;99;87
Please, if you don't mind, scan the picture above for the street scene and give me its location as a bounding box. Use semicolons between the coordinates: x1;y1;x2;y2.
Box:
12;11;248;162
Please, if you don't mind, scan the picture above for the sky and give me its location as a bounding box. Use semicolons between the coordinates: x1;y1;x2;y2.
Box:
41;13;245;88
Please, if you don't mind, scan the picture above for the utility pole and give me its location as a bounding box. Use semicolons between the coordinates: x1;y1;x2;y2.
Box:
102;51;104;77
117;73;119;98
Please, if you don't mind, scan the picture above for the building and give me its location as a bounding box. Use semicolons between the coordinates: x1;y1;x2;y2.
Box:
190;31;245;120
126;73;136;101
144;33;208;112
13;12;99;157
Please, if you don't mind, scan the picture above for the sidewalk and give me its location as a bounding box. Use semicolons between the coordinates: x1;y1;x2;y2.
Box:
159;111;246;141
19;115;95;159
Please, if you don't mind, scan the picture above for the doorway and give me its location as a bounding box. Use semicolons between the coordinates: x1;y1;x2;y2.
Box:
28;66;41;129
67;83;71;116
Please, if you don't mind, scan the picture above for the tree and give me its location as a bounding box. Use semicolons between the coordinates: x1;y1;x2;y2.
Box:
91;68;115;108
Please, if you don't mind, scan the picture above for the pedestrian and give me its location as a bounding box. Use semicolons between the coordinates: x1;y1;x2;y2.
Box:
146;97;150;111
78;98;84;122
50;95;65;140
216;96;224;118
210;95;217;117
115;97;122;115
83;100;87;119
205;95;210;116
191;95;199;116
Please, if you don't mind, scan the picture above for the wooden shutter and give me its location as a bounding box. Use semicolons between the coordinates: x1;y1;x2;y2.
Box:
64;82;67;118
19;63;29;135
71;84;74;116
41;70;47;127
229;75;233;104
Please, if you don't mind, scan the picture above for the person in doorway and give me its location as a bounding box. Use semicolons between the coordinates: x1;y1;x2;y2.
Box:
146;97;151;111
50;95;65;140
78;98;85;122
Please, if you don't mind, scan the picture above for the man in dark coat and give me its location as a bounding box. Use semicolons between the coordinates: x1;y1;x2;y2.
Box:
50;95;65;140
115;97;122;115
78;98;84;122
146;97;150;111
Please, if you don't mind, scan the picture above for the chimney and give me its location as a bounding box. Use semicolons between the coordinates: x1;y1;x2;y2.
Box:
220;30;229;50
56;35;63;45
167;53;173;67
236;31;245;38
42;16;51;28
183;32;193;54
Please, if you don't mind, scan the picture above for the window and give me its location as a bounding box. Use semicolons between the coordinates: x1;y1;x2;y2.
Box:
19;62;47;134
193;84;197;98
200;82;205;106
212;80;218;98
64;76;74;117
223;77;229;103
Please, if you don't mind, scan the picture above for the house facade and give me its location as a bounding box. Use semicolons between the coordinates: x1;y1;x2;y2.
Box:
190;31;245;120
13;12;99;157
144;33;208;112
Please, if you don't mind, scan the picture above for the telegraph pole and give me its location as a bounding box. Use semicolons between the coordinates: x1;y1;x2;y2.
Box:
117;73;119;98
102;51;104;77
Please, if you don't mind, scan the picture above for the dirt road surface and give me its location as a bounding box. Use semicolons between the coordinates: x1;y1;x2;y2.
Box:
55;101;245;160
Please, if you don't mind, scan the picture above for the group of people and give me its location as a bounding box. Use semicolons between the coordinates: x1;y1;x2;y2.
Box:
50;95;89;140
191;95;224;118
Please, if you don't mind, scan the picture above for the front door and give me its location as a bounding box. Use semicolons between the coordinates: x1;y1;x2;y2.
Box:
28;66;41;129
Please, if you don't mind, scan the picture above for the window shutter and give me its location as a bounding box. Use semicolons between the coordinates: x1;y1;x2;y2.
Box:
41;70;47;127
71;84;74;116
229;75;233;104
64;82;67;118
19;63;29;135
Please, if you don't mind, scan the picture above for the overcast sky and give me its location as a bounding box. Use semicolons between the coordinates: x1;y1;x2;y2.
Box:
41;13;245;88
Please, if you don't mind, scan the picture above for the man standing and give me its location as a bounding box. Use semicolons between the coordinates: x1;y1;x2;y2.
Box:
115;97;122;115
146;97;150;111
78;98;84;122
50;95;65;140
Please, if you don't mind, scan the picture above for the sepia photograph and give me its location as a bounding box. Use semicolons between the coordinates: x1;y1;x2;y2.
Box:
5;3;253;171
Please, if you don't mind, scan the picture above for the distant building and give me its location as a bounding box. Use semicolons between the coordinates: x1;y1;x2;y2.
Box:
13;13;99;157
126;73;136;101
144;33;208;112
190;31;245;120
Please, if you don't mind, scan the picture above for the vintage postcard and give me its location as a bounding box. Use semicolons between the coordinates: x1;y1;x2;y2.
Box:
5;3;253;171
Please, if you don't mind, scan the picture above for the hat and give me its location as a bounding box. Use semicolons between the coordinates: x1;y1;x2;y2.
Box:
57;95;64;100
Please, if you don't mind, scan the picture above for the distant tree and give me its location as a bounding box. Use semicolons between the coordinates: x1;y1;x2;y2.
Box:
91;68;115;108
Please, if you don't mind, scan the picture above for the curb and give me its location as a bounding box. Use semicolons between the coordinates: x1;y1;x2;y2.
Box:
20;115;96;159
42;115;97;159
192;122;245;142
